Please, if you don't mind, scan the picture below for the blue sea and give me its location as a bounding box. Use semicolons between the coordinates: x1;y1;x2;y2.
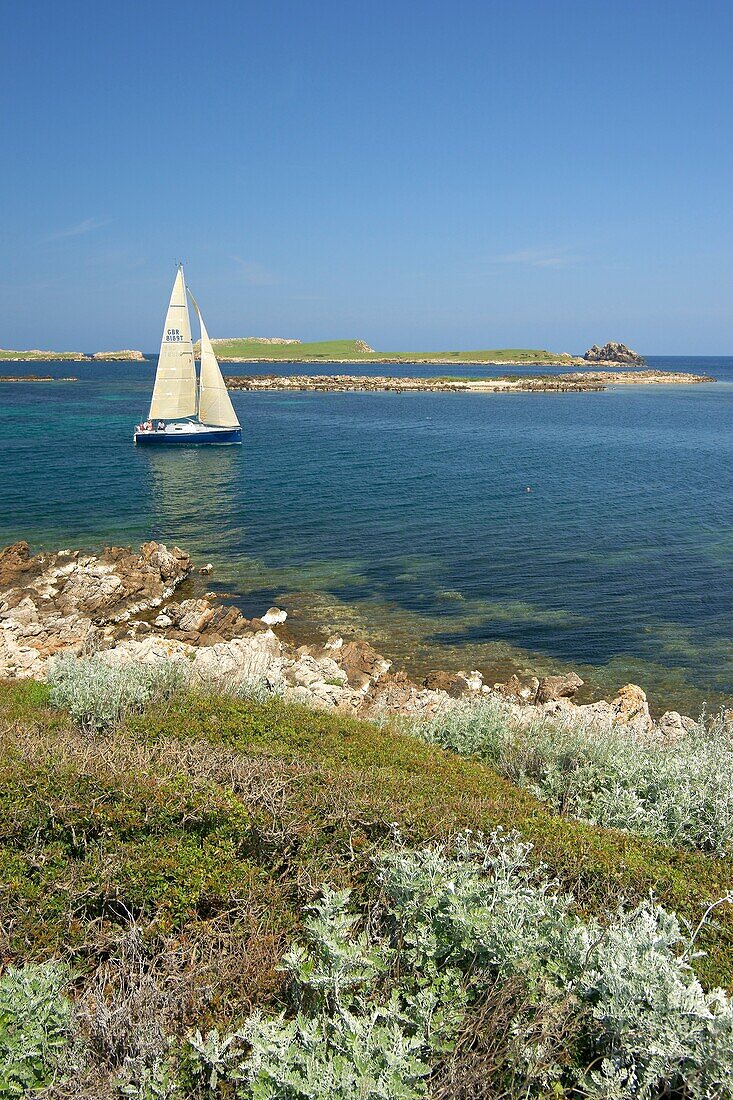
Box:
2;355;732;715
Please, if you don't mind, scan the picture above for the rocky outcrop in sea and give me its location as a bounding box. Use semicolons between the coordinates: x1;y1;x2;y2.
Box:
91;350;146;361
223;370;710;394
0;540;706;740
583;342;646;365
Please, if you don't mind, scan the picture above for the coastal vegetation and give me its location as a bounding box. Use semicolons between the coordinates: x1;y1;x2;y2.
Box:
1;669;733;1098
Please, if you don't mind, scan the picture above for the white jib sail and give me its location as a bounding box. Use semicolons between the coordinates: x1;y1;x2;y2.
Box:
196;306;240;428
148;267;197;420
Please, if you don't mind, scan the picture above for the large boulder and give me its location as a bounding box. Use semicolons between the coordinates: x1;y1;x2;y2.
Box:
0;542;36;587
193;631;285;690
365;670;450;720
147;598;259;646
656;710;698;740
492;673;539;702
424;669;484;698
534;672;584;705
583;342;645;366
323;636;392;693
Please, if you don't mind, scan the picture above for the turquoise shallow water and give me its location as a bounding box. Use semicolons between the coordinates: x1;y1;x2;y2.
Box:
1;355;732;714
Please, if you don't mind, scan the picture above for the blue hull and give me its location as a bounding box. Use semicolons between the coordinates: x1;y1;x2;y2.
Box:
135;427;242;446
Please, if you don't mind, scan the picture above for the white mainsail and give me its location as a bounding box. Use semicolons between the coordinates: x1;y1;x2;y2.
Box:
148;266;197;420
194;304;240;428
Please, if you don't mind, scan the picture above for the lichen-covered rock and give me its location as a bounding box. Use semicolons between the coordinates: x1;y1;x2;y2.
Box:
610;683;653;735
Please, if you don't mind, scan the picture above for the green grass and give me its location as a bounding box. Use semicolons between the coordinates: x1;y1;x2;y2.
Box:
1;680;731;1000
205;338;573;364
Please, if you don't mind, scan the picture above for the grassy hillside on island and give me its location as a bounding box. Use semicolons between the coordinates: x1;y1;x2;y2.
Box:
203;338;576;364
2;672;732;1098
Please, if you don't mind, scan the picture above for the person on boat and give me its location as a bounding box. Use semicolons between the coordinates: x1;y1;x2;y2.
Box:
157;420;165;431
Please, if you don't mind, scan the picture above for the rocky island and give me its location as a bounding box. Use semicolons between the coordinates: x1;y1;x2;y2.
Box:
224;368;712;394
201;338;585;365
583;341;646;365
0;375;78;383
91;349;146;361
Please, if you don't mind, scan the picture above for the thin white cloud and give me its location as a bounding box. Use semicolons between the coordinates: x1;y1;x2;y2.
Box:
231;256;278;285
492;248;579;269
41;217;108;243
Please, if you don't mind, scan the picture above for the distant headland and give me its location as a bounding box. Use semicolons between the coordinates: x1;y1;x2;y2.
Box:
190;337;653;366
194;338;582;365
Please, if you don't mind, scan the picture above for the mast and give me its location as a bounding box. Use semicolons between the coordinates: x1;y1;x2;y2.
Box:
148;265;197;420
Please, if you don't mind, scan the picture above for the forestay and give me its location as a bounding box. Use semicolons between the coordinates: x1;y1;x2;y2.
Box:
148;267;197;420
196;307;240;428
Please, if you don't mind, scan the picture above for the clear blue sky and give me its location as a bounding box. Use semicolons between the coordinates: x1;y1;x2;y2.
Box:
1;0;732;353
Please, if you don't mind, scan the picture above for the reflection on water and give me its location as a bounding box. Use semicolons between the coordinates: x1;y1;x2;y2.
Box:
143;447;244;561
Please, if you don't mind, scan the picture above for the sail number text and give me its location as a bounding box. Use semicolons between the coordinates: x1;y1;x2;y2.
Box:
166;328;183;342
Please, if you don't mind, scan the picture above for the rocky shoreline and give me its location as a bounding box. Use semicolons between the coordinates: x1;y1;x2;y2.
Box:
0;540;704;740
224;369;713;393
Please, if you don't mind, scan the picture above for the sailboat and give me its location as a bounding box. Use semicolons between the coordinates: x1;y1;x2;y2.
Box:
134;265;242;446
